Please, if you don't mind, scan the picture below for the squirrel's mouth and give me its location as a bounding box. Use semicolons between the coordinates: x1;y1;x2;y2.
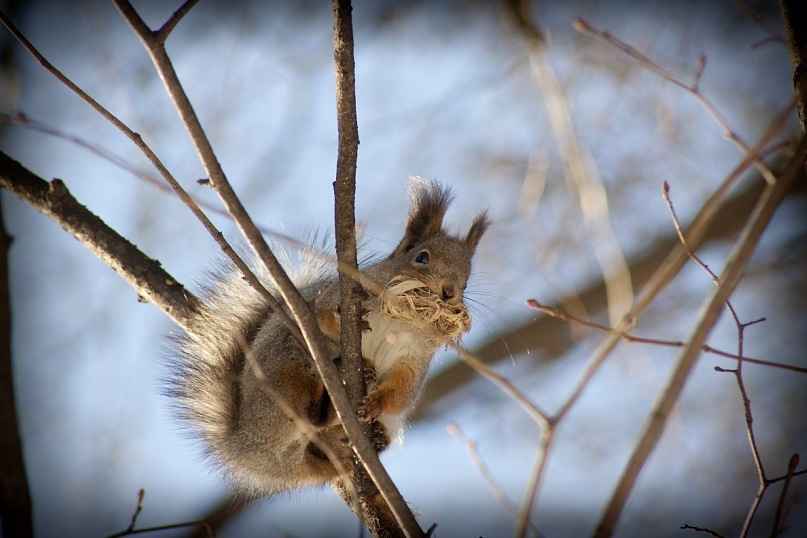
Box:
379;278;472;340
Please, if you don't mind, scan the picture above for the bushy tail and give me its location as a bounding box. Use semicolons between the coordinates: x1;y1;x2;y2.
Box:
167;262;268;461
167;247;333;473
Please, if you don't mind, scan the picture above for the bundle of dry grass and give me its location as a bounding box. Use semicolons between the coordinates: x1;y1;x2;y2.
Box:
378;278;471;341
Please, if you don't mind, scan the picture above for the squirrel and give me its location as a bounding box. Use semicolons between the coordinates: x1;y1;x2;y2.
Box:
170;178;489;498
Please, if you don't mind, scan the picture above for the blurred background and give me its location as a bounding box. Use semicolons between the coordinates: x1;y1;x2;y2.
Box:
1;0;806;536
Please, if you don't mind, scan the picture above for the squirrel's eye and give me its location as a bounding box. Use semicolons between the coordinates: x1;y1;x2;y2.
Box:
415;251;430;264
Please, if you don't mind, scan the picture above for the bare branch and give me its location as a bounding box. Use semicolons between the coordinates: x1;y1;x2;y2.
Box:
447;423;541;537
3;110;374;293
552;105;793;427
332;0;364;405
680;524;726;538
104;489;214;538
421;23;796;420
780;0;807;130
448;343;553;538
520;18;634;326
664;172;771;538
330;1;423;535
452;344;550;430
516;438;554;538
156;0;200;43
771;453;799;537
593;135;807;538
573;17;780;185
0;151;201;328
525;299;807;374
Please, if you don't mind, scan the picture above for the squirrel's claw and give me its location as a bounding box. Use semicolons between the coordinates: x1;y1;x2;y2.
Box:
362;358;377;385
371;420;390;452
358;393;382;422
361;305;372;332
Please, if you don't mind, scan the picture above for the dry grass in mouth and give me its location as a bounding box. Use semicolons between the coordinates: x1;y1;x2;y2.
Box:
378;278;471;341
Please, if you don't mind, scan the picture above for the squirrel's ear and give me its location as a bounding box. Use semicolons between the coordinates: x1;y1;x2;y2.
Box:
464;211;490;253
392;179;454;256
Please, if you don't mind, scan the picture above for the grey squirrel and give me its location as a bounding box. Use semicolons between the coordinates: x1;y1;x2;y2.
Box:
171;178;489;497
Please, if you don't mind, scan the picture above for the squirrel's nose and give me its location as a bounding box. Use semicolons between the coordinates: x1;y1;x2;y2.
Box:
441;283;459;304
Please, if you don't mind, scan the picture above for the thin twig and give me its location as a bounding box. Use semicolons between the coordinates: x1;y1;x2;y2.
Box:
680;524;727;537
593;135;807;538
736;0;786;46
451;344;550;429
525;32;634;327
663;178;770;538
155;0;200;43
573;18;779;185
447;423;541;537
105;489;214;538
771;453;799;537
2;109;378;296
235;333;359;505
525;299;805;374
127;489;144;531
449;342;553;538
516;433;553;538
549;100;792;428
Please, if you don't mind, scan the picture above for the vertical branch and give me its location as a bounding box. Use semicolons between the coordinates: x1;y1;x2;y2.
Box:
330;3;425;537
331;0;363;412
780;0;807;131
0;198;33;538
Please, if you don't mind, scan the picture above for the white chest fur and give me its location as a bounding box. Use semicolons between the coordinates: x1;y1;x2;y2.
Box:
361;309;440;378
360;308;441;442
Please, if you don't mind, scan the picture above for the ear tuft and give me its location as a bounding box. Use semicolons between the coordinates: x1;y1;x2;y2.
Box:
464;211;490;253
392;178;454;255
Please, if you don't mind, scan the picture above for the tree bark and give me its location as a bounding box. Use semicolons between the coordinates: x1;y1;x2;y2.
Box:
780;0;807;131
0;151;202;328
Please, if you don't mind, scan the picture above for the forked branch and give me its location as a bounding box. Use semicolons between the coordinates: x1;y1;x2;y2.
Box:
593;135;807;538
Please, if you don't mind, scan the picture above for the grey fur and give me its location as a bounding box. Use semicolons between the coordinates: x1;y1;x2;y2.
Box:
169;179;489;497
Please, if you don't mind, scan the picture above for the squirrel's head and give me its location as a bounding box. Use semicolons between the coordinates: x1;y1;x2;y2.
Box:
390;178;490;305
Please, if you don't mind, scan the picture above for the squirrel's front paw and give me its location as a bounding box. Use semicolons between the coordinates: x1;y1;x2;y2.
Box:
362;358;377;385
358;392;384;422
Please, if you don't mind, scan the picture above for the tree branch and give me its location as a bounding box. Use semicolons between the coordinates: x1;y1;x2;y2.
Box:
332;0;363;420
780;0;807;131
330;1;423;536
156;0;200;44
0;151;201;328
593;135;807;538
